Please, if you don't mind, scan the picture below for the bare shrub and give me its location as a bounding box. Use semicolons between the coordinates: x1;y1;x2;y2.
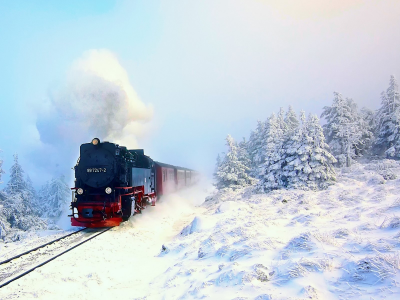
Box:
312;231;342;247
288;257;334;278
286;233;314;252
380;216;400;229
344;252;400;283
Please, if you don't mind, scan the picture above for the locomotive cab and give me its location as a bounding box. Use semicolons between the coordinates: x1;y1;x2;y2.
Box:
129;149;154;196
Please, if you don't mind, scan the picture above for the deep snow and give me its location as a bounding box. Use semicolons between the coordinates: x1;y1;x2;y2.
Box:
1;162;400;299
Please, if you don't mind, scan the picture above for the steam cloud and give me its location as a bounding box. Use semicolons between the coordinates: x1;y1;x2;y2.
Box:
32;49;153;182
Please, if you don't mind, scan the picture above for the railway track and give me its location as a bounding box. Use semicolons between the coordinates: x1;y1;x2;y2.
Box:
0;227;112;288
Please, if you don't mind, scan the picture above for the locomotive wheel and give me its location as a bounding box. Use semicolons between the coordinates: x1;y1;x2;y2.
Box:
122;196;132;221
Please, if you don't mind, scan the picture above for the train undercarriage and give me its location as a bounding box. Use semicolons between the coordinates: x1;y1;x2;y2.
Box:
70;186;156;228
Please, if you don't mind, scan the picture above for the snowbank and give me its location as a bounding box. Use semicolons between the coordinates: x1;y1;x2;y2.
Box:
153;161;400;299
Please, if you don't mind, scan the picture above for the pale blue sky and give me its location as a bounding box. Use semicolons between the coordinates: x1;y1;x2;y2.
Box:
1;0;400;186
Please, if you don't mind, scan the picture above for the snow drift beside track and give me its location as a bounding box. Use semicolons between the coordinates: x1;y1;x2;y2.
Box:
149;160;400;299
127;177;213;231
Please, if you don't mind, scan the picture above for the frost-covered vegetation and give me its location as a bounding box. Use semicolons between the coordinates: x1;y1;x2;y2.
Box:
215;75;400;192
0;154;70;241
157;160;400;299
214;135;255;191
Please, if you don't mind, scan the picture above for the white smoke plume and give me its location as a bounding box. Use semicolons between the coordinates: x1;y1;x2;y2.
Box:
32;49;153;182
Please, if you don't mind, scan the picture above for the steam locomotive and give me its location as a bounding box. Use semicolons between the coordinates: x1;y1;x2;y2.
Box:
70;138;198;227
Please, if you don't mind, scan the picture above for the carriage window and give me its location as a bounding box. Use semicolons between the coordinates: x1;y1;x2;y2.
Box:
168;169;174;180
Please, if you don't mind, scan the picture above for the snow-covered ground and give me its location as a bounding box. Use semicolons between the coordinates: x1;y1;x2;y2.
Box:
0;229;71;262
2;161;400;299
0;180;210;299
154;160;400;300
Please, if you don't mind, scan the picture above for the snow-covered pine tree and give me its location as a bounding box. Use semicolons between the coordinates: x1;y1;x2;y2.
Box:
215;135;253;190
258;111;336;192
248;120;266;172
26;176;36;198
387;75;400;113
1;154;47;232
0;213;11;240
285;105;299;133
304;114;337;189
356;107;375;156
26;175;41;216
279;107;300;187
321;92;362;166
280;111;307;189
0;190;11;239
36;181;50;217
0;155;47;237
277;107;288;134
4;154;32;210
0;183;11;239
238;137;255;186
336;109;362;167
257;113;286;192
375;75;400;157
5;154;27;195
213;153;222;188
41;176;70;219
238;138;252;172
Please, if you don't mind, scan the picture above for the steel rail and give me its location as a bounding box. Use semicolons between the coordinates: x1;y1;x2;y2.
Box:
0;228;87;266
0;227;112;288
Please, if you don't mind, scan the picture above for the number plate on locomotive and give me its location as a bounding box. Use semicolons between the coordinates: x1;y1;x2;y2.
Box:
87;168;107;173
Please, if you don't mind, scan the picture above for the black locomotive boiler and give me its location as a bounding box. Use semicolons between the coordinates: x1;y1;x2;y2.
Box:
70;138;198;227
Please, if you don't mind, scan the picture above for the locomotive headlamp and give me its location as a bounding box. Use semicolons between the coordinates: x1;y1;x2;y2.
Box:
92;138;100;145
77;188;83;195
105;187;112;194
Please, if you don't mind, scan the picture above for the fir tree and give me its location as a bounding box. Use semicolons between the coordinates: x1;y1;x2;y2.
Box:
284;105;299;132
213;153;222;187
237;138;252;172
357;107;375;156
26;175;40;216
321;92;362;166
280;111;307;189
248;120;266;172
36;181;50;217
0;154;47;235
25;176;36;199
257;112;336;192
257;113;285;191
0;190;12;239
277;107;288;134
39;176;70;219
336;113;362;167
304;114;337;189
375;75;400;157
5;154;27;195
215;135;253;190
